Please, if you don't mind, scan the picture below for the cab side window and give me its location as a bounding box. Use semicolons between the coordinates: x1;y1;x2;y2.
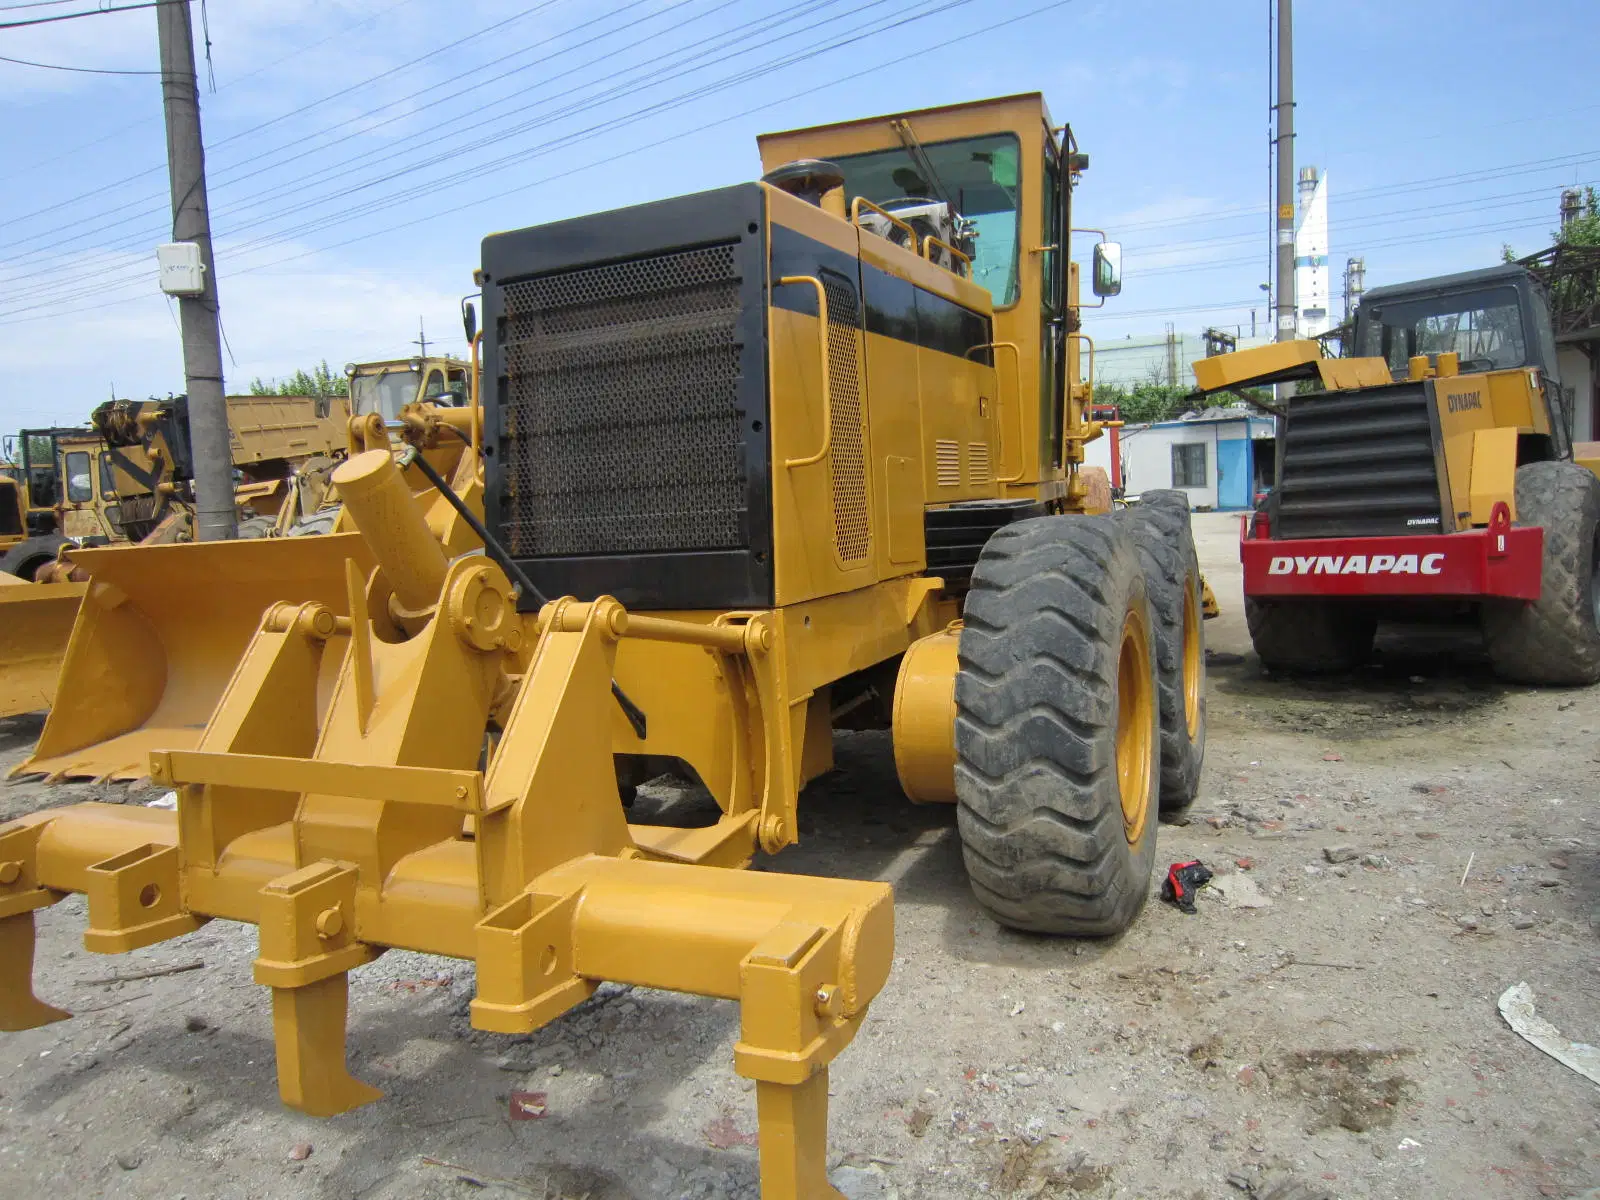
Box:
66;451;93;503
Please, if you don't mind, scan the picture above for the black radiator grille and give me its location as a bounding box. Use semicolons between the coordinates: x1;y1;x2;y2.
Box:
499;242;747;557
1275;384;1443;539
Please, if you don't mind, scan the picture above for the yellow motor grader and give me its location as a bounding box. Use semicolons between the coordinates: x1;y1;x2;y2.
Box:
0;94;1205;1196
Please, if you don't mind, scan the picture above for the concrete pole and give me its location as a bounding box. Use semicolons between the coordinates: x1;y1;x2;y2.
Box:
1274;0;1297;343
156;0;235;541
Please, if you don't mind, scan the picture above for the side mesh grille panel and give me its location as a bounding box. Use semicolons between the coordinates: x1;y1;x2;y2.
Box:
500;243;745;557
935;440;961;489
1276;384;1442;539
823;273;868;563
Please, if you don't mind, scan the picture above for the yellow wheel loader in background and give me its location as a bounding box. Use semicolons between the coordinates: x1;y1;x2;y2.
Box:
0;95;1207;1197
0;393;351;722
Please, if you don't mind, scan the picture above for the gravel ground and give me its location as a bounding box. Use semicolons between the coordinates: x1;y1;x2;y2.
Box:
1;510;1597;1198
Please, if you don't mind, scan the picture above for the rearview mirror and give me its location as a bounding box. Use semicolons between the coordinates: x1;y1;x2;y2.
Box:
1092;241;1122;298
462;300;478;343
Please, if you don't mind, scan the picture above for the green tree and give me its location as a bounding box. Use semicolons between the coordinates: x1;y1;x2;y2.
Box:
1506;187;1600;337
1504;187;1600;258
248;359;348;398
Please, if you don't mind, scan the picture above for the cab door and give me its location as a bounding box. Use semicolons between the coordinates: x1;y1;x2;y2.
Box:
59;448;98;540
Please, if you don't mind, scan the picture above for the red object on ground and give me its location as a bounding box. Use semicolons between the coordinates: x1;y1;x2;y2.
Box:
1239;501;1542;600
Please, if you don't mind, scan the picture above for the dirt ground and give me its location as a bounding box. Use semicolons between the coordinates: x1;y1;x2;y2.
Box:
1;510;1597;1199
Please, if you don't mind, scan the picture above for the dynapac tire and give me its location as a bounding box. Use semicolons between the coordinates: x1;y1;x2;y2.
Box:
1245;596;1376;672
955;515;1161;936
1481;461;1600;685
1115;491;1206;812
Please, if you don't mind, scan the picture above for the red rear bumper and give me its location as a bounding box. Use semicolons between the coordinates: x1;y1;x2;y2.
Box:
1240;503;1542;600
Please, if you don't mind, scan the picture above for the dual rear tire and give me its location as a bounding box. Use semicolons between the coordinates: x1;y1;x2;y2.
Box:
953;512;1185;937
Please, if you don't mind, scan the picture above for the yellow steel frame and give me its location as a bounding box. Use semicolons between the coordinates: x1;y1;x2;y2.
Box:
1;446;901;1198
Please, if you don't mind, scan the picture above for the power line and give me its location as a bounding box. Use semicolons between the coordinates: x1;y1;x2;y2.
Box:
0;0;1076;326
1110;147;1600;238
0;0;164;30
0;0;670;264
1;0;558;232
0;0;930;297
11;0;423;175
0;0;849;296
0;51;160;74
1126;182;1584;266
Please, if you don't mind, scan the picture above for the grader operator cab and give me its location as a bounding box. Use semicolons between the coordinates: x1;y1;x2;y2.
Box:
0;94;1206;1197
1197;263;1600;683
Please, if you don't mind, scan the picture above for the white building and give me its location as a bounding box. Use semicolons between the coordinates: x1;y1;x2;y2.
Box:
1094;409;1276;511
1295;166;1331;337
1560;345;1596;442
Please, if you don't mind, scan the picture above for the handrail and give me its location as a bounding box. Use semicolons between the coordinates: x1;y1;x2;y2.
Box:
776;275;833;469
1065;331;1097;452
850;196;919;251
1070;331;1096;397
469;330;483;478
966;341;1025;483
921;234;971;278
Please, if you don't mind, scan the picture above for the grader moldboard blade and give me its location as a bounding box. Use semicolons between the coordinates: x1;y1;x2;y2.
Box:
0;575;85;721
0;449;892;1199
12;534;373;782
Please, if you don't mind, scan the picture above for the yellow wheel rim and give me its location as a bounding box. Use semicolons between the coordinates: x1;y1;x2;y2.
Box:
1115;606;1154;844
1182;574;1202;740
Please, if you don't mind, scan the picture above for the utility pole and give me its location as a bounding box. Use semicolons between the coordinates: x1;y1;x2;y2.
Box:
1273;0;1296;344
156;0;235;541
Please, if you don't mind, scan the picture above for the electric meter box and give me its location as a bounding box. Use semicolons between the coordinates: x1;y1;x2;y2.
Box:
156;242;206;296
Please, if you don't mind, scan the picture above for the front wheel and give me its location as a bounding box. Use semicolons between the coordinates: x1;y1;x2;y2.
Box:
954;515;1160;936
1481;461;1600;685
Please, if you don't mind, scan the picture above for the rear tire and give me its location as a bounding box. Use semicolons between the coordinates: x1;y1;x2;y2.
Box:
1115;491;1206;812
1481;461;1600;685
955;515;1160;936
0;534;69;581
1246;597;1375;672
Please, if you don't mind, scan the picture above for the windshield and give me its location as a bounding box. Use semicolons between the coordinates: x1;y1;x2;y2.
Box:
1357;286;1529;373
350;369;422;420
831;132;1022;306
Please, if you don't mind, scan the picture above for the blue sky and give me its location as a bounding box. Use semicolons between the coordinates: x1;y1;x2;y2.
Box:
1;0;1594;428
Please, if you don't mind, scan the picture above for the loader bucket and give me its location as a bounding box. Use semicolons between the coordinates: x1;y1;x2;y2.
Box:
13;533;371;782
0;577;85;720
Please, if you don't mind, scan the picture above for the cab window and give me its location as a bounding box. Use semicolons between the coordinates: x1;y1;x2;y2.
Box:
831;132;1023;306
422;370;447;401
446;368;469;405
65;451;93;503
99;453;117;497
